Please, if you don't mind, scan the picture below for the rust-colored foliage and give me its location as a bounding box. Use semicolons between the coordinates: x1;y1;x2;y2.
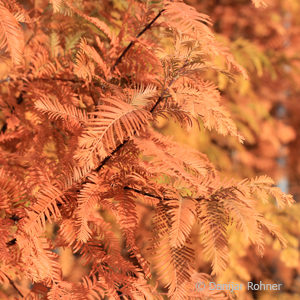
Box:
0;0;295;299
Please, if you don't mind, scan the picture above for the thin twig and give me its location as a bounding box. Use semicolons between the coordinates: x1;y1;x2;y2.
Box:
124;186;176;210
4;273;24;298
92;91;164;173
2;74;84;83
37;77;84;84
111;9;165;71
124;186;166;200
94;140;129;172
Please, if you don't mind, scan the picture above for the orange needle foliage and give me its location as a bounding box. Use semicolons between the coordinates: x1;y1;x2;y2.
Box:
0;0;296;299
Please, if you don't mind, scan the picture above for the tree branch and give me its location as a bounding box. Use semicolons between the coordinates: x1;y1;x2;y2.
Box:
95;140;129;172
6;185;167;246
37;77;84;84
0;76;84;87
124;186;166;200
92;91;165;173
111;9;165;71
124;186;178;202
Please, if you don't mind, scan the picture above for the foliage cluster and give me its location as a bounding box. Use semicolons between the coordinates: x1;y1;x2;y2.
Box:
0;0;297;299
